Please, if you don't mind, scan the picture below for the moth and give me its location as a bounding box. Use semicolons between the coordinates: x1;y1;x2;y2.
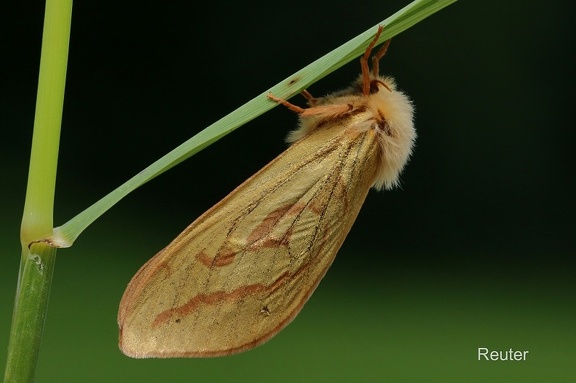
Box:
118;26;416;358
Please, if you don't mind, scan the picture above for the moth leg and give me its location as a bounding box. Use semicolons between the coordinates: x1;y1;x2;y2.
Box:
361;25;384;95
299;103;352;118
371;39;391;77
359;25;393;95
267;93;306;114
300;90;319;106
268;93;352;118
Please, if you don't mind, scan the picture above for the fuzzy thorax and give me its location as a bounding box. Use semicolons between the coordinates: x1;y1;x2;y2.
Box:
287;75;415;190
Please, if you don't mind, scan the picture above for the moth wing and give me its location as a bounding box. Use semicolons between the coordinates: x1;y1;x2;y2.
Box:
118;123;381;358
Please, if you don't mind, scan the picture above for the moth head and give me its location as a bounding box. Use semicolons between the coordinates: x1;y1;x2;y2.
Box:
364;75;416;190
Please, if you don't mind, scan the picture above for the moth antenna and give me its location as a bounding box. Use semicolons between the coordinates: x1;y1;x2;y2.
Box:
361;25;384;95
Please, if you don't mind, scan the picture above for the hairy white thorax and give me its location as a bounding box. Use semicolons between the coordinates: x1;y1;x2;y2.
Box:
287;75;415;190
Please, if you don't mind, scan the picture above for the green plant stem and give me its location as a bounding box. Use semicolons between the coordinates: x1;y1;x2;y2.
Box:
4;0;73;381
4;245;57;383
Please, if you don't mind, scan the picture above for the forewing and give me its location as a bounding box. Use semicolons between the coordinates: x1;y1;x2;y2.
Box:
118;123;381;357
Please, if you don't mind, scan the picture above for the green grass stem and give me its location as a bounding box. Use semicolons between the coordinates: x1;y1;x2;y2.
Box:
4;0;73;382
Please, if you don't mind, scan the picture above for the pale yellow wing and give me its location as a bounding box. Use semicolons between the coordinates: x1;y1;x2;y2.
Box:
118;121;381;358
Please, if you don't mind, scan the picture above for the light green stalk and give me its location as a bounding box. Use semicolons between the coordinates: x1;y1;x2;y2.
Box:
4;0;73;382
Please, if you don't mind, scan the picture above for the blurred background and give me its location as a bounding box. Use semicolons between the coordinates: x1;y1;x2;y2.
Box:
1;0;574;382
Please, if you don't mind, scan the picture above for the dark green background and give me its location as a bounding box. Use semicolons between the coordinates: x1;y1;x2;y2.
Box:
1;0;574;382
